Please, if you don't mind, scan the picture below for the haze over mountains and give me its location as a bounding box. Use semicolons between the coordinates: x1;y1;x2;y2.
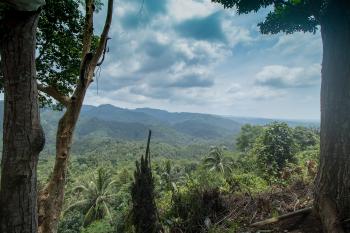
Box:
0;101;319;154
42;104;242;145
42;103;318;142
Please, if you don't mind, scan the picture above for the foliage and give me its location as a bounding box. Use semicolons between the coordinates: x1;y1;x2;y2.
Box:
296;146;319;163
36;0;83;108
236;124;263;152
57;210;83;233
43;120;320;232
168;187;228;232
235;152;259;173
66;168;116;226
156;160;186;192
227;173;268;194
131;152;160;233
293;126;319;151
253;122;297;180
81;219;114;233
211;0;324;34
203;146;234;173
0;0;101;108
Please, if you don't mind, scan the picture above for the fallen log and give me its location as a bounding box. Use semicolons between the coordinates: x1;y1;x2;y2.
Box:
251;207;313;227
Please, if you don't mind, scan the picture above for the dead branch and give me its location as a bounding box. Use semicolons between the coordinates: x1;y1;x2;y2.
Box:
251;207;312;227
96;37;111;66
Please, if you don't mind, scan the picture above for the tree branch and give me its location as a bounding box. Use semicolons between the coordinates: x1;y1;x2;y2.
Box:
91;0;113;66
81;0;94;58
71;0;114;100
96;37;111;66
37;84;70;106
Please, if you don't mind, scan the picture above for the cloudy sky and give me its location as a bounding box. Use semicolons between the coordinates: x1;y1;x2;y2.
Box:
87;0;322;120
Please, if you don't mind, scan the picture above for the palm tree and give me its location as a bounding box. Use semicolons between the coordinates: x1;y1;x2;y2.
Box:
203;146;233;173
66;168;116;226
160;160;185;192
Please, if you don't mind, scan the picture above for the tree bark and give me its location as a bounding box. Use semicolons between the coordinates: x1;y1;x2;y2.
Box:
314;1;350;232
37;2;113;232
38;76;92;233
0;10;45;233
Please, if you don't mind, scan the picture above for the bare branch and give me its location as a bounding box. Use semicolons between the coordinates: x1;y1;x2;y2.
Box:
96;37;111;66
37;84;70;107
91;0;114;66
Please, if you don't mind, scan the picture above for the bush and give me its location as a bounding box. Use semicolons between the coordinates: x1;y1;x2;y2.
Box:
167;187;228;232
81;219;114;233
57;210;83;233
227;173;268;194
253;122;297;181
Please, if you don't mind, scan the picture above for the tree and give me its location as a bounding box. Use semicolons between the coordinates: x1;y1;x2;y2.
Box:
293;126;319;151
159;160;184;192
0;1;45;232
67;168;115;226
212;0;350;231
253;122;296;179
131;131;160;233
203;146;233;173
36;1;114;232
236;124;264;152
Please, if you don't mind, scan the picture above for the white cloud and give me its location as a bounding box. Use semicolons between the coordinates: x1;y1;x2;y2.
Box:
255;64;321;88
86;0;323;119
168;0;220;21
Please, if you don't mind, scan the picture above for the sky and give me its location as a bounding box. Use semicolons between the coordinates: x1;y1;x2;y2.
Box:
87;0;323;120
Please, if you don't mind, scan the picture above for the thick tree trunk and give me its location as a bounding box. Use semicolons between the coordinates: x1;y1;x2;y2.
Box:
314;1;350;232
0;10;45;233
38;77;91;233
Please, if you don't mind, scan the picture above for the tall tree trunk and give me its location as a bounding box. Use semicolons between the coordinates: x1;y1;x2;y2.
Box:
314;1;350;232
38;74;92;233
0;10;45;233
37;1;113;232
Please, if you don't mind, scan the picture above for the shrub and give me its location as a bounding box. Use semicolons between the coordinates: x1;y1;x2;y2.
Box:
253;122;297;181
168;187;228;232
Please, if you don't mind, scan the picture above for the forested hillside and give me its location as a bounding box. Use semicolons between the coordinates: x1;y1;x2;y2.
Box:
35;121;321;233
0;101;314;156
0;101;319;157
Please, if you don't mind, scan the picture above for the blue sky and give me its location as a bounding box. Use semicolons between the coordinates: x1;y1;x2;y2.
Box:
87;0;322;120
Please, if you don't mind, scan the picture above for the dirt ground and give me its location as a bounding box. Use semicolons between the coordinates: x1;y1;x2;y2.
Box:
224;180;324;233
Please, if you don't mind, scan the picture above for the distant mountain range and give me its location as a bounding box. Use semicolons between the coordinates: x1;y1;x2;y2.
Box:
41;104;242;146
0;101;320;154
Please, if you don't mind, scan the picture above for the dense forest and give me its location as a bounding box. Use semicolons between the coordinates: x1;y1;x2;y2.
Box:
37;121;320;233
0;0;350;233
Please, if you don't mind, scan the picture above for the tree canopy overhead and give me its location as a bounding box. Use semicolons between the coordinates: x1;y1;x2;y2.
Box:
212;0;326;34
36;0;105;109
36;0;84;108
